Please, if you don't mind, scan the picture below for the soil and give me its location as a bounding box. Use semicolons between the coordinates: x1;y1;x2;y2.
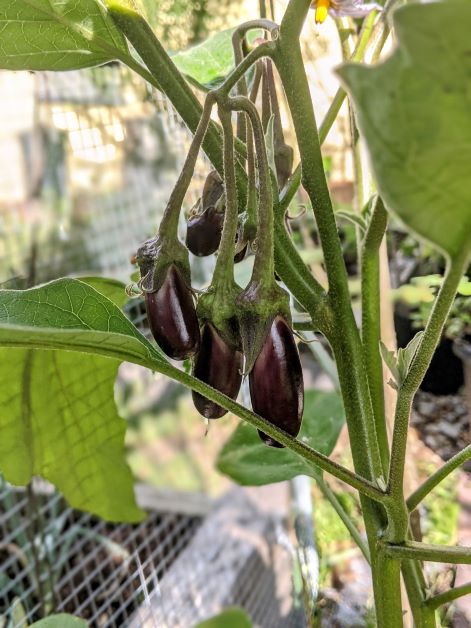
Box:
412;391;470;467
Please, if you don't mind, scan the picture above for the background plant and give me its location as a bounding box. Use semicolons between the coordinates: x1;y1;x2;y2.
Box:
0;0;470;626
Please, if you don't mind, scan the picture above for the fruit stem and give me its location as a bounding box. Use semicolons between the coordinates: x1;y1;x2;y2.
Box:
230;96;275;285
159;94;215;240
210;106;239;288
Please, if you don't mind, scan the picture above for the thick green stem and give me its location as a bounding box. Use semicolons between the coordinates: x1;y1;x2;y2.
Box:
407;444;471;513
317;477;371;562
425;582;471;611
361;197;389;474
150;358;387;502
232;19;278;143
229;96;274;284
273;218;329;330
217;41;276;97
159;95;214;238
375;546;404;627
107;4;227;175
211;107;239;287
278;8;380;212
388;250;471;540
402;560;437;628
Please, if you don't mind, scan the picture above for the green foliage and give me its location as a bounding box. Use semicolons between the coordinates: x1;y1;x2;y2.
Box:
78;276;129;308
194;608;252;628
396;275;471;340
171;27;237;89
338;0;471;260
217;390;345;484
0;279;150;521
172;27;260;90
0;278;162;366
0;0;128;71
380;332;424;389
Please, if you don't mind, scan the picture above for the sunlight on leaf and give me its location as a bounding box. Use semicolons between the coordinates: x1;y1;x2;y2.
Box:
338;0;471;260
0;0;128;71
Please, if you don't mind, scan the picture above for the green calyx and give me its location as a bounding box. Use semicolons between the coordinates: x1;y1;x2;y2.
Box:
196;280;242;349
237;278;291;374
136;235;190;293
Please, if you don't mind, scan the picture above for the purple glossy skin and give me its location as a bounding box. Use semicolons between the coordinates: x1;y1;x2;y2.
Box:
192;324;243;419
145;265;200;360
186;206;224;257
234;243;248;264
249;316;304;448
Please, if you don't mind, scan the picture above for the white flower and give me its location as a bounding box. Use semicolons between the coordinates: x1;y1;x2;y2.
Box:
311;0;382;24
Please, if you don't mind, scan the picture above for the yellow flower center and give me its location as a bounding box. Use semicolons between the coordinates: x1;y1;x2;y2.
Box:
315;0;331;23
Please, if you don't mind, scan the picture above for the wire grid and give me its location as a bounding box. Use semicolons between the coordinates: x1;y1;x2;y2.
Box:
0;64;206;289
0;65;306;627
0;481;203;628
0;482;305;628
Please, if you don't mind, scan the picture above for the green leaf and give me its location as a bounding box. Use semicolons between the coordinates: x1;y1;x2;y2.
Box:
216;390;345;485
380;341;400;388
31;615;88;627
78;276;128;308
0;279;164;521
0;0;128;71
0;348;145;522
337;0;471;259
0;278;162;366
397;331;424;382
381;331;424;389
172;28;260;90
195;608;252;628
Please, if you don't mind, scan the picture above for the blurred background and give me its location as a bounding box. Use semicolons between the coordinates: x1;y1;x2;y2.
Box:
1;1;470;627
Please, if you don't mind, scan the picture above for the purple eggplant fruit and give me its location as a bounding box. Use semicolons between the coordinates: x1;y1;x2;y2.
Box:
192;323;243;419
186;205;224;257
249;315;304;447
145;264;200;360
234;243;248;264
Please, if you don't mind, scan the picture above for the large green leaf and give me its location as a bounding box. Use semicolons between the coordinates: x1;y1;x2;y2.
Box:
337;0;471;259
0;348;144;522
172;28;260;90
78;276;129;307
0;0;128;71
0;278;162;366
0;279;155;521
216;390;345;485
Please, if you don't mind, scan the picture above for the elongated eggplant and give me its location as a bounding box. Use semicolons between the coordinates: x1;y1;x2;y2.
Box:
145;264;200;360
186;205;224;257
192;323;243;419
249;315;304;447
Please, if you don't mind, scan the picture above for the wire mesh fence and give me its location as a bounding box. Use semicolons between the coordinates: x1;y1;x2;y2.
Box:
0;480;306;628
0;63;311;627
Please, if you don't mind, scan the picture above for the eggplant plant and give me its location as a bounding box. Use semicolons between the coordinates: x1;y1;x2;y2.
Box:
0;0;470;626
